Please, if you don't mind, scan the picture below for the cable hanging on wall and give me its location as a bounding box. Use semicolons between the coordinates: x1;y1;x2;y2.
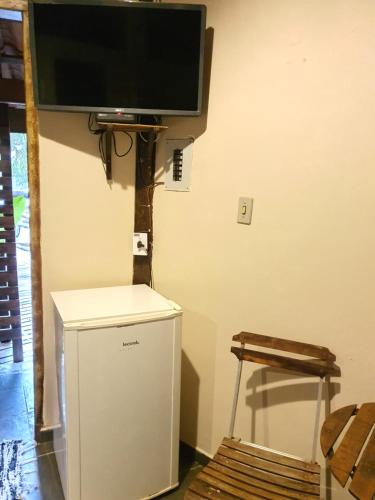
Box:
87;113;134;180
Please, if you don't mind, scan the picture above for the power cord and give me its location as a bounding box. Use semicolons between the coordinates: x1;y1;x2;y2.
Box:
112;130;133;157
88;113;134;174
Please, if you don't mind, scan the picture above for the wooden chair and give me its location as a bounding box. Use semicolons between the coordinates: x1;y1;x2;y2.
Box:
185;331;341;499
321;403;375;500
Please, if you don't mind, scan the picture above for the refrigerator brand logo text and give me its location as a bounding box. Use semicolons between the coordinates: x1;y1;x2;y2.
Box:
123;340;140;347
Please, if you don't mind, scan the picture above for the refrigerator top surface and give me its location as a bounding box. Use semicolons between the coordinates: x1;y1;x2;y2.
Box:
51;284;179;326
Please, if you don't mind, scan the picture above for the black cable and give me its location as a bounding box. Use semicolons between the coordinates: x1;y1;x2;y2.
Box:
88;112;106;173
88;112;101;134
88;113;134;178
112;130;133;157
98;132;105;164
98;131;108;175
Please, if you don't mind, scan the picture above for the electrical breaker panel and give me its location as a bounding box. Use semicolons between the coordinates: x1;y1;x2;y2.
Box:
164;138;193;191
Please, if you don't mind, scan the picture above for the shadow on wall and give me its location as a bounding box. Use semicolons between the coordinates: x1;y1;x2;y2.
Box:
245;368;341;444
179;305;217;453
243;368;340;500
38;110;135;190
181;350;200;448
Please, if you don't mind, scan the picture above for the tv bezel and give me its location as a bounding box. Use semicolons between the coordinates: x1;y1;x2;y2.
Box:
28;0;206;116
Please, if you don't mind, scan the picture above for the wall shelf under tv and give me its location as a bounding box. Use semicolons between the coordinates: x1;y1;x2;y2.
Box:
97;122;168;134
97;122;168;181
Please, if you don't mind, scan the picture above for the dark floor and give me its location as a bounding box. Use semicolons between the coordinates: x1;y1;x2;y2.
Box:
0;359;64;500
0;358;202;499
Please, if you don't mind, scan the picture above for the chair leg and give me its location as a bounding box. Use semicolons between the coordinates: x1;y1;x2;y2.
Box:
311;377;324;463
228;347;245;438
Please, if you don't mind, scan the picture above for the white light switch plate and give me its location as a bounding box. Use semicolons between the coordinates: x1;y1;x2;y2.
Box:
237;197;253;225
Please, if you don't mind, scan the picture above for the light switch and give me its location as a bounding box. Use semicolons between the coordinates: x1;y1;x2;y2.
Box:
237;197;253;225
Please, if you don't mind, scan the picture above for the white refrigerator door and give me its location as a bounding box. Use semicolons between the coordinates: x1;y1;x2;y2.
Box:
77;317;180;500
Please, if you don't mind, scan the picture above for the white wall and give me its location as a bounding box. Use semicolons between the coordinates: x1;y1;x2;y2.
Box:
38;3;375;497
39;111;135;425
152;1;375;497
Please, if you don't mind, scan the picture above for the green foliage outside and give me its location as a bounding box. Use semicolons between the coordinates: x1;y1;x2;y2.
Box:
13;195;26;225
0;196;26;240
10;133;28;194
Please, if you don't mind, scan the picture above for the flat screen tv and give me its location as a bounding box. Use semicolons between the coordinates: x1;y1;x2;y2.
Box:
29;0;206;116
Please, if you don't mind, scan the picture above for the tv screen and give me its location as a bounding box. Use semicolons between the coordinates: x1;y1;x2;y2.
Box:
29;1;206;116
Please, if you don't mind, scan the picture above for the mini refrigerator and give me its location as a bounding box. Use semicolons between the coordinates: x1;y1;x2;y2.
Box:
51;284;182;500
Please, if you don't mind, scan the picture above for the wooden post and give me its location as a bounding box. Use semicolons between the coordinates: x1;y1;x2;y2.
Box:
133;130;156;285
22;9;44;440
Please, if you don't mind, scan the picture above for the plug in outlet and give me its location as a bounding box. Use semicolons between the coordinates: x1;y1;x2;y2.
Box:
133;233;148;256
165;138;193;191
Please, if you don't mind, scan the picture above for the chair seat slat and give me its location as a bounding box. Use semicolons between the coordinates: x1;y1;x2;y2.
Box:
185;490;207;500
330;403;375;487
207;460;319;499
213;455;320;495
349;428;375;500
198;471;266;500
217;445;320;485
320;405;357;457
190;477;238;499
222;438;320;474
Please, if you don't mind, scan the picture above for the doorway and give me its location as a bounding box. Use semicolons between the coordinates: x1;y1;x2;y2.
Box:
0;11;34;454
0;104;34;454
0;2;44;443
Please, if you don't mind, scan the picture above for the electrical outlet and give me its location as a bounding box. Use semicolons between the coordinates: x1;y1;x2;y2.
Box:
133;233;148;256
165;138;193;191
237;197;253;225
